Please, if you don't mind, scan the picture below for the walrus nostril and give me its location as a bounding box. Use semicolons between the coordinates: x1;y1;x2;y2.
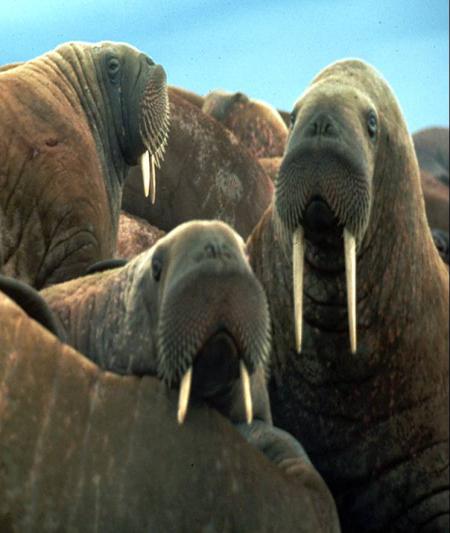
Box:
306;113;338;138
303;197;337;233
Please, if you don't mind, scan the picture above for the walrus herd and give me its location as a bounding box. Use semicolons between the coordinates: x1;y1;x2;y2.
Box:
0;40;448;533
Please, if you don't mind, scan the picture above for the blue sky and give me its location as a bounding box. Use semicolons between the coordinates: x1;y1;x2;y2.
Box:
1;0;448;133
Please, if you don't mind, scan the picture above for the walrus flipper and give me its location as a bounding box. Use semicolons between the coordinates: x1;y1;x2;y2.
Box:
0;274;66;342
237;420;341;533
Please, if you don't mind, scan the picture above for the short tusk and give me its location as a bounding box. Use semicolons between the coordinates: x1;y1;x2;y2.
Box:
344;229;357;354
140;150;150;198
292;226;305;353
177;367;193;425
240;361;253;424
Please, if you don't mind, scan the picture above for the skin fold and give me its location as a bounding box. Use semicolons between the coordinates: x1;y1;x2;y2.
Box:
0;290;340;532
0;41;169;288
248;59;449;532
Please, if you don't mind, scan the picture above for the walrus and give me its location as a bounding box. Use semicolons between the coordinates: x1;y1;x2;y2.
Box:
420;170;449;233
202;89;288;158
0;290;341;532
0;41;169;288
248;59;449;531
117;210;165;259
121;88;273;239
42;220;274;425
413;127;449;186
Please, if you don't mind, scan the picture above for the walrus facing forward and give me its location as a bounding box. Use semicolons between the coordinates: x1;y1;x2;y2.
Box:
43;220;272;424
0;42;169;288
248;59;449;531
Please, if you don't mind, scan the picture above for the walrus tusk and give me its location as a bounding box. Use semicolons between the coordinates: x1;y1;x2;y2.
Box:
150;154;156;204
140;150;150;198
344;229;357;354
292;226;305;353
177;366;193;425
240;361;253;424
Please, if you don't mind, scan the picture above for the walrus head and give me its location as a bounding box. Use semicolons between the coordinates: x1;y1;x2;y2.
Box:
53;41;170;203
275;59;425;354
124;221;271;424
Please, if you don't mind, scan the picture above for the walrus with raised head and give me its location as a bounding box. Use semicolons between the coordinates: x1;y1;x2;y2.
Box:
0;285;342;532
248;59;449;531
0;41;169;288
122;88;273;239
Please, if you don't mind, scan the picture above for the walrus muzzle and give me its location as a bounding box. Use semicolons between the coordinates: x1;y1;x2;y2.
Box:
157;269;271;425
276;140;371;355
139;64;170;204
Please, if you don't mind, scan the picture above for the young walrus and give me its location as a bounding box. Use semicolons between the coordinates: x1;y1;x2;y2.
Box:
248;59;449;532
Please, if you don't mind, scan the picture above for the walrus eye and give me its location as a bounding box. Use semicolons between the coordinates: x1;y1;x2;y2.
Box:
107;57;121;79
152;256;163;282
367;111;378;138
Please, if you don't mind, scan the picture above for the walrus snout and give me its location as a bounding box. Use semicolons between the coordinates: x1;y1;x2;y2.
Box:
304;111;340;139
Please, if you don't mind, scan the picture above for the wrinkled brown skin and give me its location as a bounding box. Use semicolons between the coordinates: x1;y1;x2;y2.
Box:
421;170;449;233
0;42;168;289
117;210;165;259
413;127;449;186
248;60;449;531
202;90;288;158
0;292;340;533
122;89;273;239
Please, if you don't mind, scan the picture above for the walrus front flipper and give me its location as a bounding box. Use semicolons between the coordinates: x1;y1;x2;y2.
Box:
236;419;311;465
84;258;128;276
0;275;66;342
237;420;341;533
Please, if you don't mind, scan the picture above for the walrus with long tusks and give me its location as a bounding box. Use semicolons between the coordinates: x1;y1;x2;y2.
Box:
0;287;342;532
248;59;449;531
0;41;169;288
122;88;273;239
43;221;270;425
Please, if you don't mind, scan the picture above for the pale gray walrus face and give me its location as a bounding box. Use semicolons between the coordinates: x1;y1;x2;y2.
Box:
149;222;271;418
88;221;272;423
275;60;385;354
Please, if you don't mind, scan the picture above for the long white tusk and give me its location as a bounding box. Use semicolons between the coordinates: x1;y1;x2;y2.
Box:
177;367;193;425
292;226;305;353
344;229;357;354
150;154;156;204
240;361;253;424
140;150;150;198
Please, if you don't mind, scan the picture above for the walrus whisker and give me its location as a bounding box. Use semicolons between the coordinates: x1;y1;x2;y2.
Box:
344;228;357;353
140;150;151;198
292;226;305;353
240;360;253;424
177;366;193;425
